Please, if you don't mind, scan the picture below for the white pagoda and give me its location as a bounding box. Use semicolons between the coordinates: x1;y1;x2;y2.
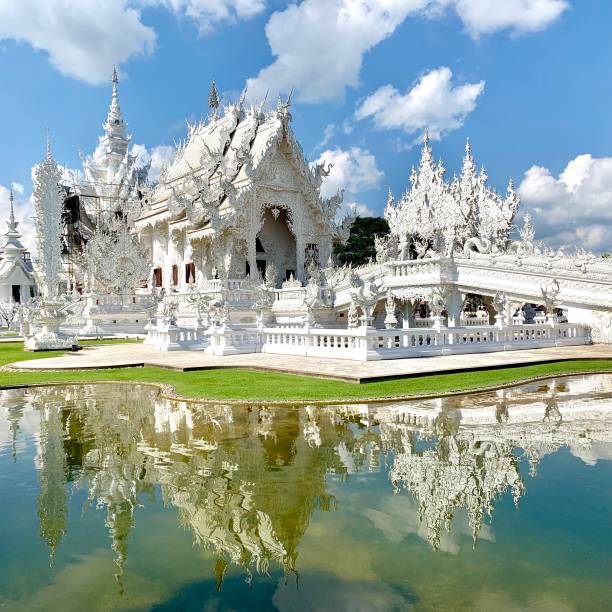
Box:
0;190;36;303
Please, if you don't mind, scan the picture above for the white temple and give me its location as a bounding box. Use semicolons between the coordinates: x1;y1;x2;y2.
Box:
19;72;612;354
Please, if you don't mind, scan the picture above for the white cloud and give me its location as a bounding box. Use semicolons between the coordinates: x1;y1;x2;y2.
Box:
245;0;565;105
246;0;431;104
314;146;384;199
518;154;612;252
432;0;569;38
314;124;336;152
0;0;265;85
11;182;24;196
344;201;375;217
313;146;383;219
139;0;266;32
355;67;484;139
131;143;176;183
272;573;410;612
0;0;156;85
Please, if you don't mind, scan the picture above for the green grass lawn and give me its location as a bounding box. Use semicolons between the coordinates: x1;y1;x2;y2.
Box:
1;340;611;402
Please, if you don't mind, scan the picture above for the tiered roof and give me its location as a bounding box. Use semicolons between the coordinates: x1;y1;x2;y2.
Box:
0;190;34;281
135;93;342;239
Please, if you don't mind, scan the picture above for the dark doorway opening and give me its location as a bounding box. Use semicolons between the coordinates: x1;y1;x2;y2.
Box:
11;285;20;303
256;259;267;278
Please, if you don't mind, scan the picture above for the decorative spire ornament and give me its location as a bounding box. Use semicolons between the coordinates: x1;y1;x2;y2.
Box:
208;80;220;112
32;136;64;300
0;187;28;262
104;66;126;138
8;189;15;226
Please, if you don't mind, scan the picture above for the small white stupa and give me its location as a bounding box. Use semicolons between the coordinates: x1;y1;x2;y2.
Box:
0;190;36;303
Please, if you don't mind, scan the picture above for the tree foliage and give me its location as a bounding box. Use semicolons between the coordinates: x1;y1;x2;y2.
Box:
333;217;389;266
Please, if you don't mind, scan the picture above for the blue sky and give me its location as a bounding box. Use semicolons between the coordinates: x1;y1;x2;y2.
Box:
1;0;611;252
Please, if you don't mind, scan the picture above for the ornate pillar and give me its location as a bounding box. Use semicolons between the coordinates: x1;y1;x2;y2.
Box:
401;300;416;329
384;290;398;329
247;229;257;279
292;207;305;281
295;234;305;282
163;227;173;291
445;288;465;328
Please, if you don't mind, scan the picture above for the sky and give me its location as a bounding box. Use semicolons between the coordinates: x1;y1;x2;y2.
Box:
0;0;611;253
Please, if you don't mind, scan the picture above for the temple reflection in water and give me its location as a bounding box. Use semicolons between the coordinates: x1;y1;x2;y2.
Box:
3;375;612;582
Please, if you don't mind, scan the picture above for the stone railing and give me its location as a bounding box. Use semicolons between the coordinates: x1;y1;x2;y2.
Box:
461;316;491;326
386;258;443;278
144;322;206;351
88;293;155;310
259;322;590;361
145;318;591;360
412;316;490;328
273;286;334;304
205;326;261;356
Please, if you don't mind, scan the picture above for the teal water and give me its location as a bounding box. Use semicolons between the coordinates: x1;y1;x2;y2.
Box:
0;376;611;611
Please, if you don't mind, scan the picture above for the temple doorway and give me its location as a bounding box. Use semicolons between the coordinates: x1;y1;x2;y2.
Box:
255;207;296;285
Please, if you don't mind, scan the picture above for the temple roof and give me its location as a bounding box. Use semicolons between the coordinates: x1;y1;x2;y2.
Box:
135;96;318;227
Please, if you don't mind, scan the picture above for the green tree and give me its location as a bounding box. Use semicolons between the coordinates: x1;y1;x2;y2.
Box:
333;217;389;266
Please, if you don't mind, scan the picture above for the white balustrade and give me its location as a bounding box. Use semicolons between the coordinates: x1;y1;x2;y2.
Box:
461;315;491;326
387;258;442;278
258;322;590;361
146;319;590;359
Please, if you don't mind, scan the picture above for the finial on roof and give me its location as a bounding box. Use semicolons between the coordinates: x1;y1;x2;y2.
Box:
104;66;126;136
238;87;247;108
465;137;471;154
45;128;52;160
424;128;430;145
287;87;294;106
9;189;14;221
208;80;220;110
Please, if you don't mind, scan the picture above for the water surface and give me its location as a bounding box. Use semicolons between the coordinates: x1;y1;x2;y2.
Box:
1;376;611;611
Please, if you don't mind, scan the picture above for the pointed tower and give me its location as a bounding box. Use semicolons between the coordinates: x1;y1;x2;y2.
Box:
0;190;28;262
0;193;34;304
417;129;437;188
208;80;220;118
89;67;131;183
458;138;478;239
33;137;64;300
69;65;146;246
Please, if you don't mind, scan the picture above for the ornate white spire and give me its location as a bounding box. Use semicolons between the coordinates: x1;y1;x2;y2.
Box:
208;80;220;111
8;189;15;227
33;138;64;299
0;188;27;261
104;66;126;138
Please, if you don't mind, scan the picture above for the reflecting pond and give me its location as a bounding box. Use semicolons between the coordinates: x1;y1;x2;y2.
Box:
1;376;612;611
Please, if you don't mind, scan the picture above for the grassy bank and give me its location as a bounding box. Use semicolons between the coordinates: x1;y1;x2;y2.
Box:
1;341;612;402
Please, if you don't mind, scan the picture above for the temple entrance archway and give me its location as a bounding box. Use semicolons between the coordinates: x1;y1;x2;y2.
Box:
255;207;296;286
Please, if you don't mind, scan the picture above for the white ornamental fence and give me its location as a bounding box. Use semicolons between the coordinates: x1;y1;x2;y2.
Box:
258;322;590;361
146;320;591;360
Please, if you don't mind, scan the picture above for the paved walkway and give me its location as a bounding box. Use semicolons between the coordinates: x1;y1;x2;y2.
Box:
8;343;612;382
